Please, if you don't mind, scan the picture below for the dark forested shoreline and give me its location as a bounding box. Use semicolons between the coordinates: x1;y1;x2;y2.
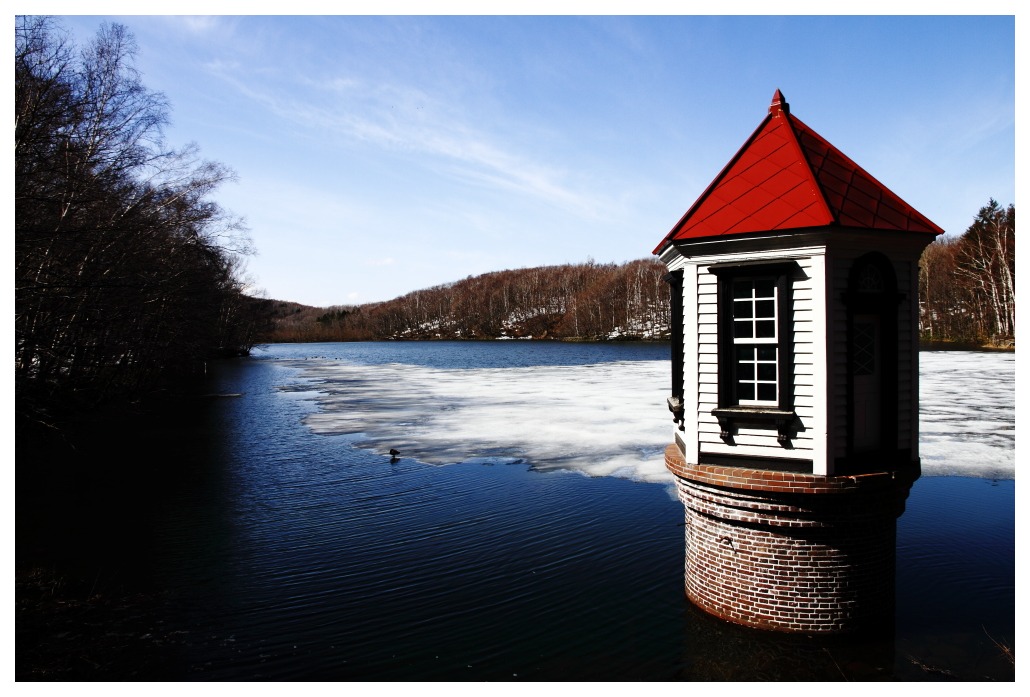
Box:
15;17;261;434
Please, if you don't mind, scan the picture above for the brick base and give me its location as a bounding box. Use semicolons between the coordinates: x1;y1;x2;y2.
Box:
665;444;917;634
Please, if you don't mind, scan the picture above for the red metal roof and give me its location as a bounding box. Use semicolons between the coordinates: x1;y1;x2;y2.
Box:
654;90;943;252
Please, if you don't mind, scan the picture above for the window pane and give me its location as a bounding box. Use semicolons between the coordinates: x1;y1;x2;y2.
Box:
738;363;755;380
757;346;777;361
734;299;753;319
733;281;752;299
757;383;777;401
755;279;775;297
755;320;775;338
734;321;753;339
757;363;776;381
755;300;775;318
736;346;754;360
737;383;755;400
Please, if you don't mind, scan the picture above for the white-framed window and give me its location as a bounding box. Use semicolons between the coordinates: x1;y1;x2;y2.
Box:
731;278;779;405
711;262;796;413
709;261;798;446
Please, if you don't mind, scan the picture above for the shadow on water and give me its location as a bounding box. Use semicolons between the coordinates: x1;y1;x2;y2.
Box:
17;391;227;679
16;351;1015;681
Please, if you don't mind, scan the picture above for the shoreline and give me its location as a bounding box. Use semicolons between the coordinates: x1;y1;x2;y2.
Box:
251;336;1016;352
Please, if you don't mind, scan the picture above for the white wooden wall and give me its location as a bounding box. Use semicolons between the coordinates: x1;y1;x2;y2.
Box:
689;250;827;468
662;232;929;475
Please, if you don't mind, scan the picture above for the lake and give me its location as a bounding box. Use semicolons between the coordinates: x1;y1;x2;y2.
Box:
16;342;1014;681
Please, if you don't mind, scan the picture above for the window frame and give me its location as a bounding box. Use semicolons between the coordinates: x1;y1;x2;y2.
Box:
663;269;685;427
710;261;798;443
730;276;781;406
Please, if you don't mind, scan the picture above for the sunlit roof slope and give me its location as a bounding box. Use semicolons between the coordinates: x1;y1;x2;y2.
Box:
654;90;943;252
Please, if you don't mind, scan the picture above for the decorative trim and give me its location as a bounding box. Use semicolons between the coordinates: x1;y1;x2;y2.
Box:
664;444;918;496
708;261;801;276
698;451;812;473
674;431;687;456
711;406;797;443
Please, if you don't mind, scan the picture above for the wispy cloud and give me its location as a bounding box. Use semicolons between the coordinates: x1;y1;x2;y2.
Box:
204;60;613;221
159;15;231;37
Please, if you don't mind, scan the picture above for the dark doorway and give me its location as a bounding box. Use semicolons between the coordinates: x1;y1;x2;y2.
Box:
843;253;900;467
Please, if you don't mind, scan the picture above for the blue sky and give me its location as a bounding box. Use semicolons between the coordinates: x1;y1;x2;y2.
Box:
41;7;1017;307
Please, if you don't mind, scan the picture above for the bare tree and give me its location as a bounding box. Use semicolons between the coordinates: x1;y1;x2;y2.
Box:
16;16;255;424
919;199;1016;345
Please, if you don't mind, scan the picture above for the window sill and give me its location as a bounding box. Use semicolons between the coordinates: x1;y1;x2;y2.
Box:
711;407;796;444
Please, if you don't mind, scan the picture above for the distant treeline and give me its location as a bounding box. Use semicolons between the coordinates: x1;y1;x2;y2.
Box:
260;195;1016;349
15;17;260;428
260;258;671;343
919;199;1015;348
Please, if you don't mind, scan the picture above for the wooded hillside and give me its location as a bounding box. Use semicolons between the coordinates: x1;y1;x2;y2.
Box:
919;199;1015;348
260;195;1017;349
260;258;671;343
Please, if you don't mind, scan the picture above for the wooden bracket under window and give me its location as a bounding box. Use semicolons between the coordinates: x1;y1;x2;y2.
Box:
667;396;685;426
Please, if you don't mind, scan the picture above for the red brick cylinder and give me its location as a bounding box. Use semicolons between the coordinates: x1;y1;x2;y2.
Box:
665;445;917;634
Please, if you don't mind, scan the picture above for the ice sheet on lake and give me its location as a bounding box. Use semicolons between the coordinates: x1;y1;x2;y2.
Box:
298;359;673;483
291;351;1014;482
918;351;1014;479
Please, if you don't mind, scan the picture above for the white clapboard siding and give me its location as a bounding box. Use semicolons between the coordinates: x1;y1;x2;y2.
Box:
695;256;820;462
790;257;820;464
696;289;720;442
696;269;719;434
681;261;700;463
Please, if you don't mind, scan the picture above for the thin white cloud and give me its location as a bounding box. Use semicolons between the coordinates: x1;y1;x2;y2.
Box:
157;15;234;37
176;16;222;33
203;58;613;220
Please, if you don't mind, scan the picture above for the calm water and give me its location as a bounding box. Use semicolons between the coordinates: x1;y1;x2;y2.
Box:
18;343;1015;681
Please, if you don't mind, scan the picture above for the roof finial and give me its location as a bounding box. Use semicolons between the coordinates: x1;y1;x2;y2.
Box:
770;89;789;117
